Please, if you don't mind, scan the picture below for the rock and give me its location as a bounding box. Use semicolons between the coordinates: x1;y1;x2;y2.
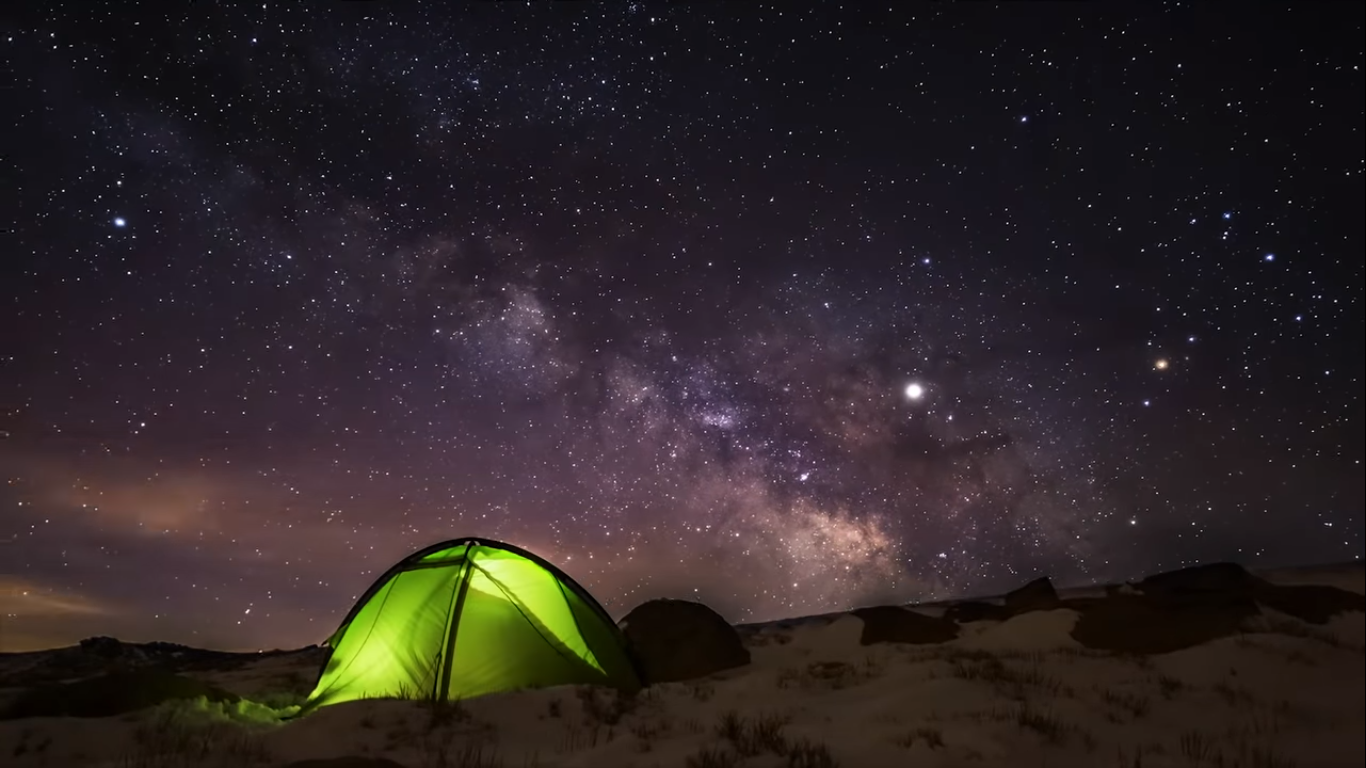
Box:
1004;577;1061;613
943;601;1012;623
620;599;750;684
851;606;958;645
1070;562;1366;653
275;754;404;759
1136;562;1264;597
78;636;125;659
2;669;239;720
1069;592;1261;654
1257;584;1366;625
1136;562;1364;626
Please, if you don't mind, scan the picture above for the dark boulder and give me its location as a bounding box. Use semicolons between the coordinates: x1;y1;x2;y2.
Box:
1069;591;1261;654
78;636;125;659
1135;562;1364;626
1257;584;1366;625
1136;562;1264;597
620;599;750;684
851;606;959;645
1071;562;1366;653
1004;577;1061;614
281;754;409;759
943;601;1012;623
2;669;239;720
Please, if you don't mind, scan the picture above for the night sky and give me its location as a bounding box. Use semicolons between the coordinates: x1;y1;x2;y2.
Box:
3;3;1362;653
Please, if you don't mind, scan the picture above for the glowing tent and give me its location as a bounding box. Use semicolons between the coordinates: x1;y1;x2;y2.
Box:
303;538;640;711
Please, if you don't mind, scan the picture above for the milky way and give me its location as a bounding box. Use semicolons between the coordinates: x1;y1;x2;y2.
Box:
2;3;1362;651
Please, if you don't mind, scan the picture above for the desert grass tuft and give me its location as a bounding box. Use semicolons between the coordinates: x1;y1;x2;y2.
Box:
118;704;272;768
685;746;740;768
1155;674;1185;699
715;710;791;756
785;738;840;768
1099;688;1152;720
892;725;945;749
575;685;637;726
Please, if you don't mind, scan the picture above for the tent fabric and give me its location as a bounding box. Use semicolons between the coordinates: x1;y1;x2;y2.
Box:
304;538;640;711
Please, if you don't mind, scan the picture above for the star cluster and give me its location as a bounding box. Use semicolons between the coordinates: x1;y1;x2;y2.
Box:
2;3;1361;651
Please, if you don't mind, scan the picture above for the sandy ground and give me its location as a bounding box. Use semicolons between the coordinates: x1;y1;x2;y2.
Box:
1;562;1362;767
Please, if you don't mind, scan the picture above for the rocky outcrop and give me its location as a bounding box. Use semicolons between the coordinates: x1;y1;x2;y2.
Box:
275;754;404;759
851;606;959;645
1004;576;1061;614
1069;591;1261;654
1069;562;1365;653
2;669;239;719
943;601;1012;623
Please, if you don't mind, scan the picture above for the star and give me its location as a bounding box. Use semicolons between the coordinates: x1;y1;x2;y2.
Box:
3;2;1359;655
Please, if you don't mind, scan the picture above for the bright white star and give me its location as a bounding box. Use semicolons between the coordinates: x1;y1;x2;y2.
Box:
904;383;925;401
113;217;126;228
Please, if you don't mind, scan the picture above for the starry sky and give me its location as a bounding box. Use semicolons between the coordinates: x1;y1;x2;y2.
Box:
2;3;1362;653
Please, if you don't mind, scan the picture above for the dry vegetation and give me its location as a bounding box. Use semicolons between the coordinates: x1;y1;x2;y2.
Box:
116;705;273;768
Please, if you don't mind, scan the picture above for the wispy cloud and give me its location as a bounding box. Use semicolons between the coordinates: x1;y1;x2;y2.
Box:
0;577;112;617
4;447;229;537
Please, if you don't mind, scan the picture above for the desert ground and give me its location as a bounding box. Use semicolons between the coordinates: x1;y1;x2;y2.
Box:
1;561;1362;768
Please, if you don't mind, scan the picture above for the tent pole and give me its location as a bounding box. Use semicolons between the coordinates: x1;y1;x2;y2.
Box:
435;540;476;702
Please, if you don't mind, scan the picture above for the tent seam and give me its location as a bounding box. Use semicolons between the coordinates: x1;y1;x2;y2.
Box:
309;577;401;705
475;562;603;677
553;577;607;674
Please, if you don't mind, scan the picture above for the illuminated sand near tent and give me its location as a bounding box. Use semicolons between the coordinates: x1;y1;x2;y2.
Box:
1;561;1362;768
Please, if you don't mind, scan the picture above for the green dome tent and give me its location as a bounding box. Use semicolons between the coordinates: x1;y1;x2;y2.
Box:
302;538;640;711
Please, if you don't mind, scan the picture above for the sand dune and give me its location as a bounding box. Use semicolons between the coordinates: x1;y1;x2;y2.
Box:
1;561;1362;767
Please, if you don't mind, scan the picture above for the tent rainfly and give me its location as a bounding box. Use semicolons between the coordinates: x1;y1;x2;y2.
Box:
303;538;640;711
